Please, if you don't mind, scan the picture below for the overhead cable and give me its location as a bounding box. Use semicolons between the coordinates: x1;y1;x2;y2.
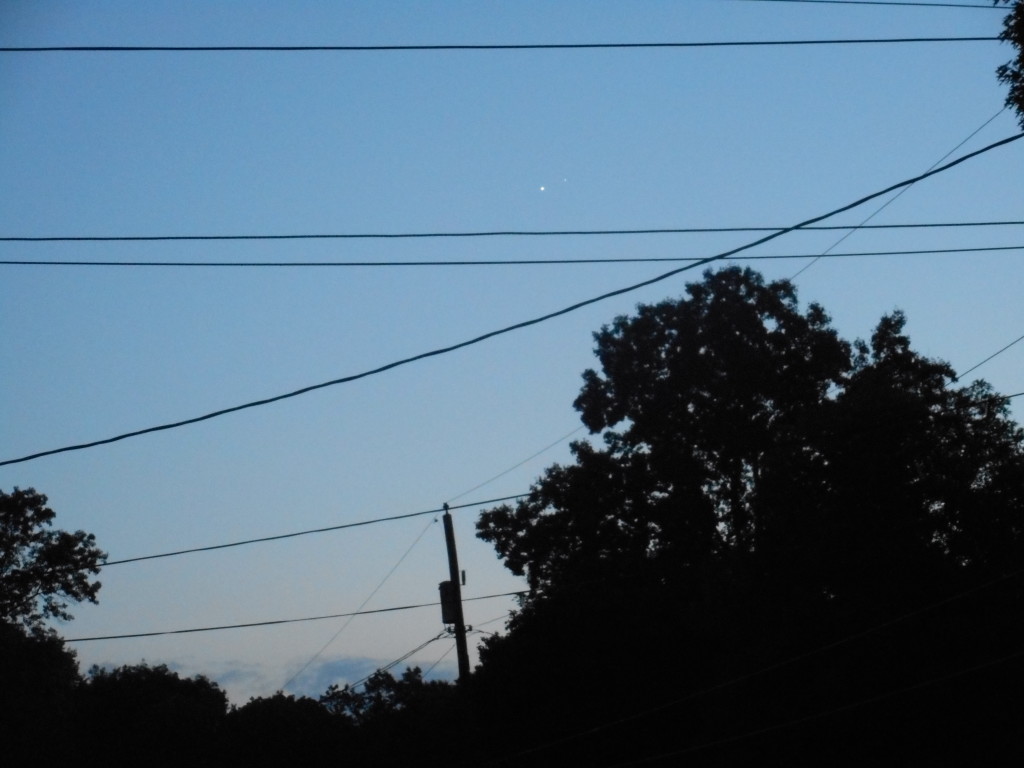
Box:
79;391;1024;570
732;0;1002;9
97;494;524;568
63;590;527;642
335;614;511;691
957;333;1024;380
421;642;458;679
3;131;1021;469
4;219;1022;243
342;630;452;692
791;108;1009;279
0;37;997;53
280;516;438;692
5;244;1024;269
447;426;585;504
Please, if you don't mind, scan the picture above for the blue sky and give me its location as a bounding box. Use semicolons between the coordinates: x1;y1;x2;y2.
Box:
2;0;1021;703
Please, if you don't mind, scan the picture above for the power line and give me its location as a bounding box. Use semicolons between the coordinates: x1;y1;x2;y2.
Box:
0;37;997;53
732;0;1003;9
281;517;438;692
4;244;1024;269
392;634;452;679
473;613;514;630
957;332;1024;380
471;628;501;638
63;590;526;642
342;631;452;692
83;391;1024;573
422;642;457;679
791;107;1009;278
447;426;585;504
345;615;512;690
97;494;523;568
3;131;1021;469
96;423;582;573
4;219;1021;243
60;391;1024;645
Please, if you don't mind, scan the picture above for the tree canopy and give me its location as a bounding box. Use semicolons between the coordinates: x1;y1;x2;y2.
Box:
0;487;106;636
0;619;81;762
997;1;1024;128
479;268;1023;604
474;267;1024;765
75;663;229;768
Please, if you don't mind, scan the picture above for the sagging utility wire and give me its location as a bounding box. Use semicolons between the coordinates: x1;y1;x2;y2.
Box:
2;132;1021;469
64;590;527;642
5;244;1024;268
0;37;998;53
4;219;1022;244
97;494;525;568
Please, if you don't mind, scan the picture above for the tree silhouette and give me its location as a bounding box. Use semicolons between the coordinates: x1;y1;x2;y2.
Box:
320;668;459;766
223;692;345;765
0;487;106;636
475;267;1024;765
0;620;81;762
997;1;1024;127
479;268;853;596
74;663;228;768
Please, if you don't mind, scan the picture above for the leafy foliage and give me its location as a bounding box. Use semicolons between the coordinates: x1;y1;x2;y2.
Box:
474;267;1024;765
75;663;228;767
0;487;106;635
320;666;453;725
479;268;1024;605
478;268;853;595
224;692;344;765
0;620;81;762
997;0;1024;128
319;667;460;766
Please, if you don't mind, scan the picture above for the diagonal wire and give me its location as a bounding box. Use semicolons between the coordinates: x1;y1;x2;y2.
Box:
334;612;514;689
3;219;1022;243
343;630;451;691
63;590;527;642
96;494;522;568
0;38;998;53
791;107;1008;279
280;516;438;692
447;426;585;504
3;131;1021;469
5;243;1024;268
422;642;458;678
957;332;1024;380
732;0;1002;9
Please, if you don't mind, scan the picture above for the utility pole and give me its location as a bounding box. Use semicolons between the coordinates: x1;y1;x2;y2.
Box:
439;502;471;682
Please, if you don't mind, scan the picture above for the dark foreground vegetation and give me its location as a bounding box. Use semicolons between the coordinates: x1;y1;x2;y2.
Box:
4;267;1023;766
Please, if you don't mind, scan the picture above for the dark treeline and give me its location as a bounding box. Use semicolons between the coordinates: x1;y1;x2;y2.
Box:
3;267;1023;766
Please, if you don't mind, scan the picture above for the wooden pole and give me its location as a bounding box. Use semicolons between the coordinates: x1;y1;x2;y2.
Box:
442;503;471;681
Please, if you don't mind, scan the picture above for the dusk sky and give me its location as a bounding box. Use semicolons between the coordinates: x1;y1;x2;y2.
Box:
2;0;1021;704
